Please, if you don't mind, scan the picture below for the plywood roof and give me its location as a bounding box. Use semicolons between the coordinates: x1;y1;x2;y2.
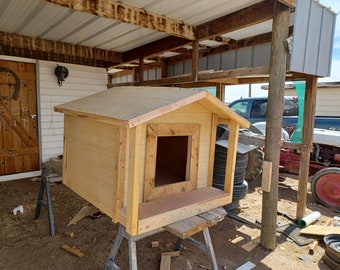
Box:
54;86;250;128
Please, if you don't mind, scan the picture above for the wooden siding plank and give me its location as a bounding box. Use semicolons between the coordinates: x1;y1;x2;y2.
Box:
62;115;121;219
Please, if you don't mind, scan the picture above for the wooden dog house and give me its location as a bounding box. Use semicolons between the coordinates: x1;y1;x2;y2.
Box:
54;86;249;236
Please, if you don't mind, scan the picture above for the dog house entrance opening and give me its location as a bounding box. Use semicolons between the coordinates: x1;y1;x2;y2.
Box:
155;136;189;187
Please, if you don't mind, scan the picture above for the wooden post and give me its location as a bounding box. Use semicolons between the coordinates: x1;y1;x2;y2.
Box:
224;121;239;197
296;76;317;219
192;40;199;81
138;56;144;82
216;83;223;101
260;1;290;250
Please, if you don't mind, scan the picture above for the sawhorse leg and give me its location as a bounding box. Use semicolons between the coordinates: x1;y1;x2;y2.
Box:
34;167;56;237
174;228;218;270
104;225;159;270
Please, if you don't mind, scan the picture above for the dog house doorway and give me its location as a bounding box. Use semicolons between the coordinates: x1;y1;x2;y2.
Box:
144;123;200;201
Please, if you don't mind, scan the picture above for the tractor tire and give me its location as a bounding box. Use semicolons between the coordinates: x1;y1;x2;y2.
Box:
311;167;340;211
245;148;264;182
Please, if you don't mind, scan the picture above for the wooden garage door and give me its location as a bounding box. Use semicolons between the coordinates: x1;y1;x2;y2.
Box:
0;60;39;175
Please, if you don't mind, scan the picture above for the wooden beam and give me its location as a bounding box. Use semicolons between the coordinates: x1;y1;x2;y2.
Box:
138;57;144;82
260;1;290;251
296;76;317;219
278;0;296;8
43;0;196;40
196;0;275;40
121;1;276;65
0;32;121;68
122;36;190;64
108;66;270;87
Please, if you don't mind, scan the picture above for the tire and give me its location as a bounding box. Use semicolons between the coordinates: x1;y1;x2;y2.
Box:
213;180;248;201
245;148;264;182
224;200;239;211
311;167;340;211
232;180;248;200
222;181;248;212
213;145;248;186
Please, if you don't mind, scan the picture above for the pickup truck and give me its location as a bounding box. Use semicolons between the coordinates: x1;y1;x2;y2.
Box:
228;96;340;133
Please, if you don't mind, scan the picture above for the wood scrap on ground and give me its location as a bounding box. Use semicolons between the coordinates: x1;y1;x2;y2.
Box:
61;244;85;257
66;205;99;226
300;225;340;236
159;251;180;270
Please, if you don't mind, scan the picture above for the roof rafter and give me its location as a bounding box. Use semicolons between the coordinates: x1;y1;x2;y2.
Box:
42;0;196;40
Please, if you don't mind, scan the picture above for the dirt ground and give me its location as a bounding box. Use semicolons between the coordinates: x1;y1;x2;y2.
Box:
0;173;338;270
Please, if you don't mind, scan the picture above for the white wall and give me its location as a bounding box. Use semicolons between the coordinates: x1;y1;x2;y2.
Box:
285;87;340;117
38;61;107;162
0;56;108;180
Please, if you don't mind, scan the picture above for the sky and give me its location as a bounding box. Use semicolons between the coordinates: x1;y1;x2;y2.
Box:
224;0;340;103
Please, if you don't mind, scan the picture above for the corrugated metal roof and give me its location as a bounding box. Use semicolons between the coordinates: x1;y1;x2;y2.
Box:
0;0;266;53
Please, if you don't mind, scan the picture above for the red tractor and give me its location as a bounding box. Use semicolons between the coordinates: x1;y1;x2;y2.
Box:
280;128;340;211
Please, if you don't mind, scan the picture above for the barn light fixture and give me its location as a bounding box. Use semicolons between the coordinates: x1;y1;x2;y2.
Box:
55;65;69;86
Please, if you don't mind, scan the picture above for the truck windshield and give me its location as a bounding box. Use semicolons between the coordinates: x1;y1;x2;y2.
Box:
283;99;299;116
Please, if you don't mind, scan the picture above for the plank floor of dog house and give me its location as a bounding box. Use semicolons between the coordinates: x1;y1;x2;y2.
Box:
119;187;231;235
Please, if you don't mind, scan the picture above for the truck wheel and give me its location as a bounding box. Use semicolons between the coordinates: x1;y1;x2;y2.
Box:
311;167;340;211
245;148;264;182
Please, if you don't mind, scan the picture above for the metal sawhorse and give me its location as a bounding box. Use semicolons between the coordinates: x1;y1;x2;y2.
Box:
104;207;226;270
34;167;56;237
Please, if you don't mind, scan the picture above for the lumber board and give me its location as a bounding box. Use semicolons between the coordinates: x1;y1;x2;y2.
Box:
261;160;272;192
300;225;340;236
126;125;142;236
160;254;171;270
164;207;226;238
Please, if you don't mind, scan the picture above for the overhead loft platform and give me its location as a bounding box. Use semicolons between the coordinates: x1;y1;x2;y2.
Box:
108;65;311;88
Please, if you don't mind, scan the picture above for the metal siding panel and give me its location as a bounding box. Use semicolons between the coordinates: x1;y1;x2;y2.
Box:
199;57;208;72
184;60;192;74
148;69;156;80
208;54;221;71
155;67;162;79
253;43;271;67
291;0;335;76
317;10;336;77
167;64;174;77
174;62;184;76
221;51;236;70
236;47;252;68
290;0;311;73
303;2;323;75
